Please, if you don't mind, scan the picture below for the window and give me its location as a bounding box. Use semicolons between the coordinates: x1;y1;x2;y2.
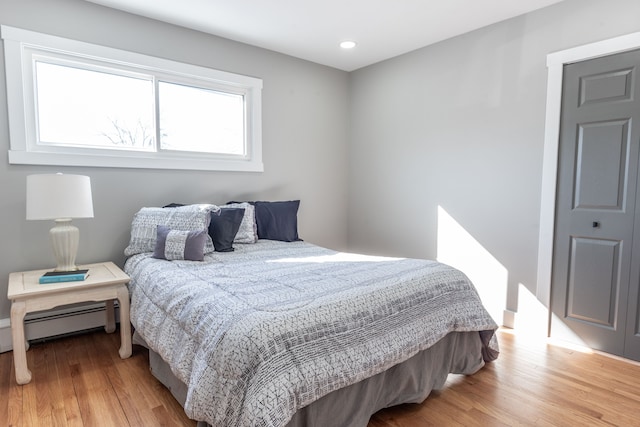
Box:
2;26;263;172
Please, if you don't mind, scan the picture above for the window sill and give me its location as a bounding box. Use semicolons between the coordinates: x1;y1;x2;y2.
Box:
8;150;264;172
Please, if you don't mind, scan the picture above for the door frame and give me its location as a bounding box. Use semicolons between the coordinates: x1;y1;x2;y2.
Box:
537;31;640;333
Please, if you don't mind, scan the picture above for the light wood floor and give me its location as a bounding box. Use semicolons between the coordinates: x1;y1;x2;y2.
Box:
1;328;639;426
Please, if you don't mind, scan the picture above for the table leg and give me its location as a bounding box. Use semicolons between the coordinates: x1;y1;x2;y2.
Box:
10;301;32;385
105;300;116;333
116;286;132;359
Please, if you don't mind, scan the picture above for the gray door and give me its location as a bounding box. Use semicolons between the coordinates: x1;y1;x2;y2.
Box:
551;48;640;361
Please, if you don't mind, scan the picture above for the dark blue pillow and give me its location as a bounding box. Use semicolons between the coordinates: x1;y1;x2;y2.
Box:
209;208;245;252
163;203;244;252
253;200;301;242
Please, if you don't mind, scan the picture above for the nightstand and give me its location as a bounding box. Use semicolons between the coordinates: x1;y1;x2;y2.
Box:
7;261;132;385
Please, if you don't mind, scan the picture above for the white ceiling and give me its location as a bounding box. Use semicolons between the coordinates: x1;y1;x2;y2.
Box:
86;0;566;71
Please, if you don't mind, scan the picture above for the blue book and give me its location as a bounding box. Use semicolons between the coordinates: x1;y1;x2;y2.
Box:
39;269;89;284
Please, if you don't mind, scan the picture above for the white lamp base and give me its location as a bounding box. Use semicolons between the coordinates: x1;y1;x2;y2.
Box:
50;219;79;272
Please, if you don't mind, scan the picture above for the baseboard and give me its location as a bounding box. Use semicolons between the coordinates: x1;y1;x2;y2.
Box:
502;309;516;329
0;302;120;353
0;318;11;353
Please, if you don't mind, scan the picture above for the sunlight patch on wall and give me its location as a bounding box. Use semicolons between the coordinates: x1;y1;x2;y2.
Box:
436;205;506;324
513;283;591;351
514;283;550;341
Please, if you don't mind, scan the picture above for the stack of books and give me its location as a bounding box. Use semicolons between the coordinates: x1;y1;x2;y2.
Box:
39;269;89;284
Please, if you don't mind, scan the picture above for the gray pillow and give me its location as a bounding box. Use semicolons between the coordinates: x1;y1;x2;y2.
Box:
124;204;219;256
152;225;207;261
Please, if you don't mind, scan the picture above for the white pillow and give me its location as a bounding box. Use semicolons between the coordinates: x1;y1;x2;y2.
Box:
222;202;257;243
124;204;219;256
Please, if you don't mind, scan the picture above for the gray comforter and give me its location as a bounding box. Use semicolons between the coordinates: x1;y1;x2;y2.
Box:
125;240;498;427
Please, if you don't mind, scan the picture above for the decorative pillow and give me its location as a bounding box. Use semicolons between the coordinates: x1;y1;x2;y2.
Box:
209;208;245;252
152;225;207;261
124;204;218;256
253;200;301;242
223;202;258;243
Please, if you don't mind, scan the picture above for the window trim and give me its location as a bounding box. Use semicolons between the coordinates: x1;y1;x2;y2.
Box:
1;25;264;172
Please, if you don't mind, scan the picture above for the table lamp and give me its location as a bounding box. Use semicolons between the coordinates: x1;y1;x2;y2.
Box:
26;173;94;272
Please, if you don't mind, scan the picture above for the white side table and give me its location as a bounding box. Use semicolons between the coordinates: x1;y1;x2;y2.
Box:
7;261;132;385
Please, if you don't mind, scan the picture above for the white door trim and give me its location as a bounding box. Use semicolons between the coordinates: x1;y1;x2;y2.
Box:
537;32;640;317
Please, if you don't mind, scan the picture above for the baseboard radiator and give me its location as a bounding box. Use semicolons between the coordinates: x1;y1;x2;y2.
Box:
0;302;120;353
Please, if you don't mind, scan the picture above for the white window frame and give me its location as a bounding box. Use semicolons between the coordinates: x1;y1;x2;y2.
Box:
1;25;263;172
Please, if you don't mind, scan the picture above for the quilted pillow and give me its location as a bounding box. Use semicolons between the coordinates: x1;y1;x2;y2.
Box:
222;202;258;243
124;204;218;256
152;225;207;261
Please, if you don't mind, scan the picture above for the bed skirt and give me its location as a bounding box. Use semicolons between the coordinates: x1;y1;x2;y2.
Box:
138;330;487;427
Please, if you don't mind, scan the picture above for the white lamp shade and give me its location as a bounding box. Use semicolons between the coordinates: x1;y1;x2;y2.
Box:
26;174;94;220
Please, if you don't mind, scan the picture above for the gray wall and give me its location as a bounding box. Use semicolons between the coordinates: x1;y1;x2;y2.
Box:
348;0;640;322
4;0;640;326
0;0;349;319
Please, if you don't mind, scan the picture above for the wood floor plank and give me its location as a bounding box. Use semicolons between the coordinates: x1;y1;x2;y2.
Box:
33;342;56;425
0;351;13;424
0;350;22;427
89;332;149;427
369;329;640;427
54;339;83;427
22;346;40;427
96;331;193;426
65;332;131;426
2;327;640;426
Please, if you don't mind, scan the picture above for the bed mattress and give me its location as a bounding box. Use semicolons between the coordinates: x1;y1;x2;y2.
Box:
125;240;498;427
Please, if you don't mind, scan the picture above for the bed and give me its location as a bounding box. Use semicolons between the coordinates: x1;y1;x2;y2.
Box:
122;203;499;427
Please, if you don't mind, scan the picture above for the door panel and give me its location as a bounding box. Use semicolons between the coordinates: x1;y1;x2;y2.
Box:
567;237;619;327
552;48;640;361
579;68;633;106
575;120;629;210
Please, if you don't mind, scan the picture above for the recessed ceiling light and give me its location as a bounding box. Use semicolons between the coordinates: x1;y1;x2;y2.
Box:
340;41;357;49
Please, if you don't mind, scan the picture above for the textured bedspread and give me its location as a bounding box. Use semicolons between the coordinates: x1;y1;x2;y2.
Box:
125;241;498;427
